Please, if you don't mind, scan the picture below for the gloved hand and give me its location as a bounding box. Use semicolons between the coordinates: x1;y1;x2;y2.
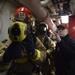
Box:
3;42;24;63
23;34;35;57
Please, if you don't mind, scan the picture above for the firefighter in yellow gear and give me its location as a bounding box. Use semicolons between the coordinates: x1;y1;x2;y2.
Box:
35;22;56;75
0;7;46;75
0;21;46;75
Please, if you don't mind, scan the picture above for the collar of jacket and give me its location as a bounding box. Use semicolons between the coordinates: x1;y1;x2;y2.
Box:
61;34;70;40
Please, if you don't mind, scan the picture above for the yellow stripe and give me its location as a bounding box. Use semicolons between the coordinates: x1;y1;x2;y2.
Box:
32;49;41;61
46;49;52;55
0;51;5;57
0;65;10;71
0;54;3;57
32;72;37;75
14;57;28;63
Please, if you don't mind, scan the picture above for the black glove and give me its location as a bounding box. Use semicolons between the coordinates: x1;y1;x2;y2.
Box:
23;34;35;56
3;42;24;63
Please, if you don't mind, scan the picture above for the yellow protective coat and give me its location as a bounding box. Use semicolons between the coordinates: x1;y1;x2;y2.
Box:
0;37;46;75
37;34;56;75
0;39;11;72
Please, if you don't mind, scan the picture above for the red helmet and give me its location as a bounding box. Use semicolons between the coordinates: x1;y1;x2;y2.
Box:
13;7;33;22
14;7;32;16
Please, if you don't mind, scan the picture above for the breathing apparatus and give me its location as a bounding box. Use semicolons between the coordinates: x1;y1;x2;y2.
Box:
37;22;48;35
8;22;28;42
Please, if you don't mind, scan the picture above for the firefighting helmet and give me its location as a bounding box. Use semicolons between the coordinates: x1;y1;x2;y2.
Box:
8;22;27;42
37;22;48;34
13;7;33;22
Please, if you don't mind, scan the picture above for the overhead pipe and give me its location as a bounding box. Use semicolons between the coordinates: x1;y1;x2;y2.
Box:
40;0;51;7
19;0;57;32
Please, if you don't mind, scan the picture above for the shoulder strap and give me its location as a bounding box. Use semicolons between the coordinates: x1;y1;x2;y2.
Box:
44;34;49;50
31;34;36;47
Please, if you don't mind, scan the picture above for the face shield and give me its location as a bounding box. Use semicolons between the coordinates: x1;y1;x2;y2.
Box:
12;7;35;23
37;22;48;35
15;12;26;22
8;22;28;42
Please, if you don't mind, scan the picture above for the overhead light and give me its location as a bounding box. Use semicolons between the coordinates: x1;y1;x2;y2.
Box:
60;15;69;23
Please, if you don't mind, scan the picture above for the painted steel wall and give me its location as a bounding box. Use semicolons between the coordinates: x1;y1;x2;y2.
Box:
0;1;19;75
0;1;19;41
